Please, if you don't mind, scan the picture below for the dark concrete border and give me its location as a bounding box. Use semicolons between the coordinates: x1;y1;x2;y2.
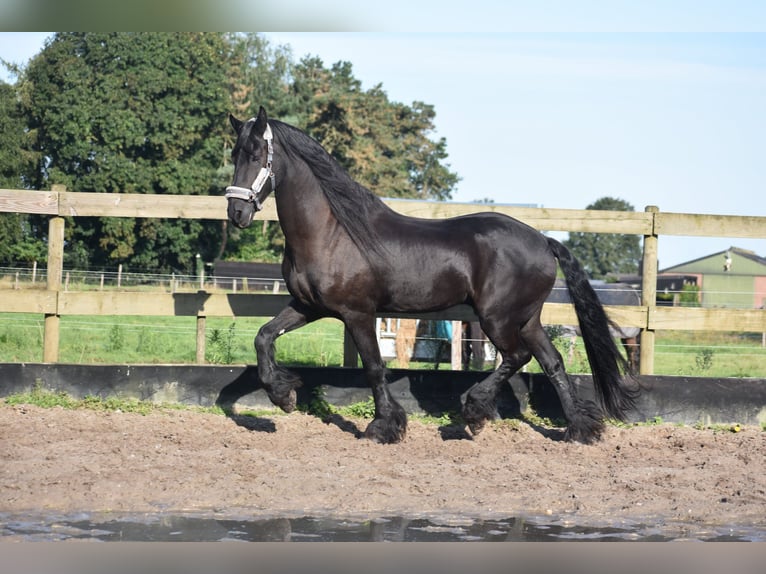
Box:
1;363;765;426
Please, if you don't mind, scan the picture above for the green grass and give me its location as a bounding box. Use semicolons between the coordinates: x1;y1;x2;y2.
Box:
1;313;764;377
650;330;766;378
3;381;226;416
2;383;460;429
0;313;345;366
6;384;765;433
526;329;766;378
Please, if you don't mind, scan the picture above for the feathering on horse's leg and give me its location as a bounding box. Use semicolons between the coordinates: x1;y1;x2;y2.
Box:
255;301;313;413
462;328;529;436
520;320;604;444
462;359;522;436
343;311;407;444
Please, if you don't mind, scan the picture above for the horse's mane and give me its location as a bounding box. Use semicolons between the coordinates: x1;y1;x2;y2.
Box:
270;120;391;261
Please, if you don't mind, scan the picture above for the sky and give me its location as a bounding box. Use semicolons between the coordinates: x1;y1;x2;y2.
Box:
1;30;765;269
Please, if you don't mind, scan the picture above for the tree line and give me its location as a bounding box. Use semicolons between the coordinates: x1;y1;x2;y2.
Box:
0;32;459;274
0;32;639;278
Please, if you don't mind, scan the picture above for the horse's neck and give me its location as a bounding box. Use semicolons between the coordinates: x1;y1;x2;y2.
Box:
275;149;389;268
275;177;335;247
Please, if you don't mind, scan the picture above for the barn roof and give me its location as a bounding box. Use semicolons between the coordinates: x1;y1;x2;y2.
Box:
659;246;766;274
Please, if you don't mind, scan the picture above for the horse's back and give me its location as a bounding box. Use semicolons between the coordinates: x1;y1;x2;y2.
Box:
373;209;556;314
383;209;551;260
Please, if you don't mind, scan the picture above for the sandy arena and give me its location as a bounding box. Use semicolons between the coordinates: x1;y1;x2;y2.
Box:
1;403;764;532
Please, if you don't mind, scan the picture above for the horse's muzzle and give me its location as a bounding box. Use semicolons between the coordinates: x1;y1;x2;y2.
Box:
227;198;256;229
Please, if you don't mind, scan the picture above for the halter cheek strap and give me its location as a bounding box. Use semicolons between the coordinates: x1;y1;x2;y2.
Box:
225;123;275;211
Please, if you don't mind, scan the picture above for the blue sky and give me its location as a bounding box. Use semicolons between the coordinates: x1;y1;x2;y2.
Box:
2;31;765;269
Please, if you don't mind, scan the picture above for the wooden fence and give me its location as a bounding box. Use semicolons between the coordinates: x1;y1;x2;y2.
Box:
1;186;765;374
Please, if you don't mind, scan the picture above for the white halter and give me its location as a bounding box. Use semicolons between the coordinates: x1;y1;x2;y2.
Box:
225;123;275;211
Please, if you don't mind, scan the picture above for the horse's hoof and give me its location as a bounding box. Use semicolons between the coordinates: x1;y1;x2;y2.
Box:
564;402;605;443
563;423;603;444
364;417;406;444
462;401;490;435
467;419;487;436
279;389;297;413
265;386;297;413
461;390;496;437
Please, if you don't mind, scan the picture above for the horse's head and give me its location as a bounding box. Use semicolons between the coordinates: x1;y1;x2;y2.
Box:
226;106;276;229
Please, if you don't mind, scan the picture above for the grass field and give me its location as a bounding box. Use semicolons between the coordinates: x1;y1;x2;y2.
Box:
0;313;345;366
0;313;764;378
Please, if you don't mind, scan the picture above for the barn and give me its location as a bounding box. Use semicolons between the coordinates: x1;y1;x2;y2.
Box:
659;246;766;309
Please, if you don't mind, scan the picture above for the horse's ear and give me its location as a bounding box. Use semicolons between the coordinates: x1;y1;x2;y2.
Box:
229;114;244;134
253;106;269;136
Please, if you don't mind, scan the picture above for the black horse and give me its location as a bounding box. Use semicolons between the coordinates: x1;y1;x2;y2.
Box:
225;107;638;444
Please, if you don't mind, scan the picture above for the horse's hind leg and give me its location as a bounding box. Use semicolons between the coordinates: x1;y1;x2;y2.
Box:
520;318;604;443
255;299;316;412
342;310;407;444
462;330;531;435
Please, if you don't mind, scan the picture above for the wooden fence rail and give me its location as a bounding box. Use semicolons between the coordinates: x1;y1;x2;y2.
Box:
2;186;765;374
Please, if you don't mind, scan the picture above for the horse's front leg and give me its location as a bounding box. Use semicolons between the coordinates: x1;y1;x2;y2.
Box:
256;299;315;412
343;310;407;444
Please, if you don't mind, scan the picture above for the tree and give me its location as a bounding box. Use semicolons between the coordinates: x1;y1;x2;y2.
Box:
563;197;641;279
220;49;460;262
296;58;459;201
0;81;46;265
224;32;297;122
9;33;460;268
19;32;231;272
215;33;299;263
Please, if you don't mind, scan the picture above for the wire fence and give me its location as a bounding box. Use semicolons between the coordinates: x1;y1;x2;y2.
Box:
3;265;765;307
1;312;764;375
1;265;765;373
0;266;287;293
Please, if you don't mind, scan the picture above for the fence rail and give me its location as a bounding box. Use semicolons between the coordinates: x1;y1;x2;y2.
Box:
2;186;765;373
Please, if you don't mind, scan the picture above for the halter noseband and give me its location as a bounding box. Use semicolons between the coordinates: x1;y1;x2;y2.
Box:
225;122;275;211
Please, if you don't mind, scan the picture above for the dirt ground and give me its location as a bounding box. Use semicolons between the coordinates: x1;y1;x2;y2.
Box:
1;403;764;529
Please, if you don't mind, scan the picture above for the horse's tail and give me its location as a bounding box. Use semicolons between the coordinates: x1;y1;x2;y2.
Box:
547;237;639;421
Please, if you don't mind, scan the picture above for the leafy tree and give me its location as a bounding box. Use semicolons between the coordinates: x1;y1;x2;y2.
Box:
0;81;46;265
563;197;641;279
296;58;459;200
7;33;460;268
215;33;299;263
224;32;297;123
19;32;231;272
219;49;460;262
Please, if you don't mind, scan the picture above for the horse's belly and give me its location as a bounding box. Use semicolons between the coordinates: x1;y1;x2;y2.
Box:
379;273;469;313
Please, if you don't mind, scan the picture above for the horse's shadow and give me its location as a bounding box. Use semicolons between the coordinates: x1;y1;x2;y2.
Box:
225;413;277;433
214;366;365;438
214;367;277;434
214;367;570;442
320;413;364;438
437;423;472;441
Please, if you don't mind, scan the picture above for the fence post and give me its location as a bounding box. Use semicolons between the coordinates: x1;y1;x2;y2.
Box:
640;205;659;375
450;320;462;370
43;185;66;363
196;315;206;364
